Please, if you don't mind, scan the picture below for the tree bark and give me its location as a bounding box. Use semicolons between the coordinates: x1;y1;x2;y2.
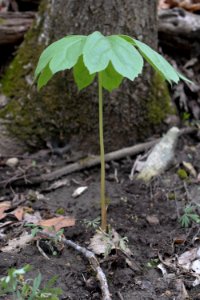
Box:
0;0;170;153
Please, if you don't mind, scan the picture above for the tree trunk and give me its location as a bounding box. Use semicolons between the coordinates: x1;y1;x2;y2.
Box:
0;0;170;153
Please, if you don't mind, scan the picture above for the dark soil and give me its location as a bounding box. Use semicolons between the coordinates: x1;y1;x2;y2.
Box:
0;134;200;300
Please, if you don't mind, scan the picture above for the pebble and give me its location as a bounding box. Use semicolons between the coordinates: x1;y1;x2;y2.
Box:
5;157;19;168
146;215;160;225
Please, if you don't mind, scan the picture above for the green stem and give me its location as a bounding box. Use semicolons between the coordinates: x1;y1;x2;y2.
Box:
98;72;107;231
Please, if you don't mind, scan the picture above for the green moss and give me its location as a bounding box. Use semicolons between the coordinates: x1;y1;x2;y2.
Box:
55;208;65;215
177;168;188;180
0;18;5;25
0;0;54;147
168;192;175;200
147;72;172;125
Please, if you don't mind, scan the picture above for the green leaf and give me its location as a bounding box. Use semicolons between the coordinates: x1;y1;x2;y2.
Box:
35;37;71;78
73;56;96;90
107;36;143;80
180;215;190;228
35;35;86;78
83;31;110;73
37;64;53;90
83;32;143;81
132;39;180;84
101;62;123;91
187;214;200;223
177;72;193;84
35;31;191;92
49;36;86;74
119;34;135;44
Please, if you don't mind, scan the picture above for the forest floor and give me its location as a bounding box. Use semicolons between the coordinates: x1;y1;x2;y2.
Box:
0;130;200;300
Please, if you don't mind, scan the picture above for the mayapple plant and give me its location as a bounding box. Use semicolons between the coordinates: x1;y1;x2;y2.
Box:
35;31;190;231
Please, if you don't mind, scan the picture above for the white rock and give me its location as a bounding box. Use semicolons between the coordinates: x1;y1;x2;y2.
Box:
5;157;19;168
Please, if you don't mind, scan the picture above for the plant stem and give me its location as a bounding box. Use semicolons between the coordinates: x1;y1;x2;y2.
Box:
98;72;107;231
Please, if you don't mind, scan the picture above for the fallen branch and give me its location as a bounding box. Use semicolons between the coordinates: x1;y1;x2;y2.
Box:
36;231;111;300
1;127;197;187
0;11;35;45
158;8;200;54
15;139;160;186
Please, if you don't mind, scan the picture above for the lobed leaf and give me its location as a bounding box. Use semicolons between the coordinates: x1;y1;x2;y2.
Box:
120;35;192;84
83;32;143;81
107;35;143;81
73;56;96;90
35;35;86;79
35;31;191;91
176;71;193;84
83;31;110;73
37;64;53;90
131;38;180;84
101;62;123;92
49;36;86;73
35;37;71;78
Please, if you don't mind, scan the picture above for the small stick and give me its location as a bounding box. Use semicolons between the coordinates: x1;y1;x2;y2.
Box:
117;291;124;300
36;231;111;300
36;240;50;260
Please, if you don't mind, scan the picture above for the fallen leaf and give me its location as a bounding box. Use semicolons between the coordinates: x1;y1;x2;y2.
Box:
37;215;75;232
193;277;200;287
24;211;42;224
89;229;132;256
9;206;25;221
1;231;33;253
173;235;187;245
191;259;200;274
0;201;11;220
178;247;198;270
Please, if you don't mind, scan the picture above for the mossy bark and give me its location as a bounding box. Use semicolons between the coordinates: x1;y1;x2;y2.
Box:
0;0;171;152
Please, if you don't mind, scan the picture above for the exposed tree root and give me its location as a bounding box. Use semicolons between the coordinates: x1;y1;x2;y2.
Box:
36;231;111;300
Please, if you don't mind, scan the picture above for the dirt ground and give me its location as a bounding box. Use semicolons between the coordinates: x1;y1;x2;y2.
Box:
0;132;200;300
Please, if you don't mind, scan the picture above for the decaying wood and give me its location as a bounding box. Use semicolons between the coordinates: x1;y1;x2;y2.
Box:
37;231;111;300
158;8;200;53
0;11;35;45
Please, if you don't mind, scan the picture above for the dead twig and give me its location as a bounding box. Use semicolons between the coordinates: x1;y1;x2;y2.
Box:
36;240;50;260
1;127;197;187
36;231;111;300
6;139;160;186
117;291;124;300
